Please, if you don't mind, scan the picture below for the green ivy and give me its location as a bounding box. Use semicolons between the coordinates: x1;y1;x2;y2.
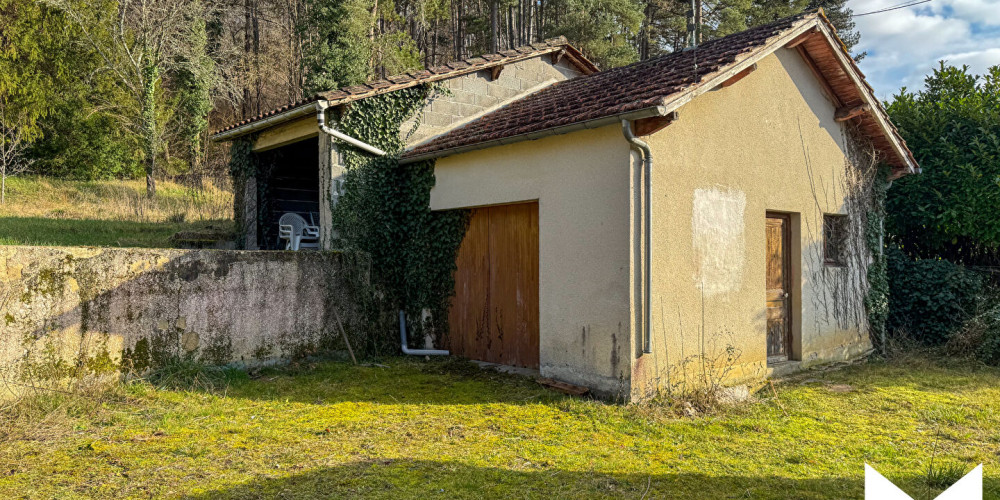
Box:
332;85;469;355
864;166;890;353
228;135;256;248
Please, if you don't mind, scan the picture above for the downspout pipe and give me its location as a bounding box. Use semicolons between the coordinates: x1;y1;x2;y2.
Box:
317;101;387;156
399;310;450;356
623;120;653;354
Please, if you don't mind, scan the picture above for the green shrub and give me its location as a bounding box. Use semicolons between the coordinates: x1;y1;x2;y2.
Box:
887;247;986;345
968;304;1000;365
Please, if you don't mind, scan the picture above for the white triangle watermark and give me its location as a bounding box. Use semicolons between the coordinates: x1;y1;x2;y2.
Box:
865;463;982;500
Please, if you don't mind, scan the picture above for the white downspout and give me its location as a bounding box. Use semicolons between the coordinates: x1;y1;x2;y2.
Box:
399;310;449;356
623;120;653;354
316;101;387;156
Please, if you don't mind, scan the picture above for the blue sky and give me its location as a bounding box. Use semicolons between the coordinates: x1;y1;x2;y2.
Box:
848;0;1000;99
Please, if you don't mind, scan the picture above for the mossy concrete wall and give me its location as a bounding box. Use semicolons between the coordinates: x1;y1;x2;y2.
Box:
0;246;356;391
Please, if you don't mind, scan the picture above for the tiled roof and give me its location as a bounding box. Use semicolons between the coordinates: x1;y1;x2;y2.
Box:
211;37;596;137
404;14;811;159
402;11;917;174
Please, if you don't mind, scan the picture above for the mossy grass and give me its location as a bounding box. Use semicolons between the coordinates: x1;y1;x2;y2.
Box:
0;175;232;248
1;355;998;499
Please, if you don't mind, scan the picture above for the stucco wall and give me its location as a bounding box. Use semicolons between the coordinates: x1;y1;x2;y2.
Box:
632;48;872;398
0;246;356;393
430;125;634;396
402;56;585;147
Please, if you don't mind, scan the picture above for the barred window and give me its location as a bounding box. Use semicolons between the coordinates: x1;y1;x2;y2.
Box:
824;214;848;266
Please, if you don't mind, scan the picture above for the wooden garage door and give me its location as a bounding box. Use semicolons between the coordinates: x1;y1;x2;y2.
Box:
449;202;539;369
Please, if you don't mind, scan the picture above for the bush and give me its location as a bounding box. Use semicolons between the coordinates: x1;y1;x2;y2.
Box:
977;307;1000;365
885;64;1000;264
887;247;986;345
952;303;1000;365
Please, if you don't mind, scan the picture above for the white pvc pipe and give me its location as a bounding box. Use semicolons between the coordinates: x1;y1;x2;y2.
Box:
399;310;450;356
317;101;387;157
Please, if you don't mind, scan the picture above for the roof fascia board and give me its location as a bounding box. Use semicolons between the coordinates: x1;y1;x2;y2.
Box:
401;19;819;163
321;47;588;107
658;17;819;116
212;44;591;142
211;102;319;142
400;106;666;164
653;16;915;175
811;23;918;174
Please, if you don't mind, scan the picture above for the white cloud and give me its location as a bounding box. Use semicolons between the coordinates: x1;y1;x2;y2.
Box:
848;0;1000;97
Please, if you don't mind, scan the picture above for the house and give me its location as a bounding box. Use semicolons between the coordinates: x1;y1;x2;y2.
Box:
211;10;918;400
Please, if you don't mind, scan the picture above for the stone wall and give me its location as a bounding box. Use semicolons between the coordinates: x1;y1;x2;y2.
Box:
0;246;359;391
402;56;585;147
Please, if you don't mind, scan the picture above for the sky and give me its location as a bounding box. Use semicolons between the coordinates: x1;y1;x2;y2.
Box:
847;0;1000;99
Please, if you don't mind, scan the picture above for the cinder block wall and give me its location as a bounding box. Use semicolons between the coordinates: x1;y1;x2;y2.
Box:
0;246;358;392
402;57;585;147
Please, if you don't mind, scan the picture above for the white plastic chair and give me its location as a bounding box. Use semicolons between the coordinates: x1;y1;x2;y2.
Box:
277;213;320;250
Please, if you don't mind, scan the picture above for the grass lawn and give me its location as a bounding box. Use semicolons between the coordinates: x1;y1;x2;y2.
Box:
1;356;998;499
0;217;230;248
0;176;233;248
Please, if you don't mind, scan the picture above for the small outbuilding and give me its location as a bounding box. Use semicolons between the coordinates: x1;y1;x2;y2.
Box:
212;11;917;399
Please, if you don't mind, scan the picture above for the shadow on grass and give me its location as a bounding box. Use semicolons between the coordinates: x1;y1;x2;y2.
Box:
218;358;566;406
180;459;860;499
181;459;1000;499
0;216;229;248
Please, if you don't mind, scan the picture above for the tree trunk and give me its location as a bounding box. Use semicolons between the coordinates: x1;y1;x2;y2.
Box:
142;62;158;197
243;0;253;119
490;0;498;52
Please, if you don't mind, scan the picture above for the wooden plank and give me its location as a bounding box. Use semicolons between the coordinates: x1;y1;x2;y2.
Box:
835;104;871;122
794;46;842;107
784;27;819;49
765;214;791;361
488;202;540;369
550;49;565;65
720;64;757;88
634;112;678;136
537;377;589;396
449;208;491;361
449;202;539;369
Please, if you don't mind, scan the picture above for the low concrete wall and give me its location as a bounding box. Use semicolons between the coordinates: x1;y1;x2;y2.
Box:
0;246;358;389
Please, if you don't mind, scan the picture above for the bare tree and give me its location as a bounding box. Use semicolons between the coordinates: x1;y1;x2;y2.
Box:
42;0;208;197
0;98;31;204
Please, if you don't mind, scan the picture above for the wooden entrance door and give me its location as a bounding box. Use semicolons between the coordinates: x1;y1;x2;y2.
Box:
449;202;540;369
765;214;792;362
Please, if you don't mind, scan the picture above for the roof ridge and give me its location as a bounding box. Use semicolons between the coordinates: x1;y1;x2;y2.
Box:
402;9;916;175
212;36;588;137
314;37;573;102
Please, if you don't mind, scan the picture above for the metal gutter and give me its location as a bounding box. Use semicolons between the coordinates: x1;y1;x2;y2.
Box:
210;102;319;142
317;101;386;156
622;120;654;355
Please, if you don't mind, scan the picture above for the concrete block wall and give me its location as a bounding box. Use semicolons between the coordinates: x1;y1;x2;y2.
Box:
402;56;585;147
0;246;359;393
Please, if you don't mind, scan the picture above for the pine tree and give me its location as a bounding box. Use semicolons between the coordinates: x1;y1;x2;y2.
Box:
545;0;644;69
301;0;420;95
807;0;864;60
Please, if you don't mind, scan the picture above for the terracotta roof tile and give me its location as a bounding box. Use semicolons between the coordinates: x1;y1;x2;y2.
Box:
404;13;811;160
211;37;596;137
403;11;917;173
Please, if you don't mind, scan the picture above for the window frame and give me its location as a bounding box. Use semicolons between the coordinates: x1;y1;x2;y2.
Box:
823;214;848;267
